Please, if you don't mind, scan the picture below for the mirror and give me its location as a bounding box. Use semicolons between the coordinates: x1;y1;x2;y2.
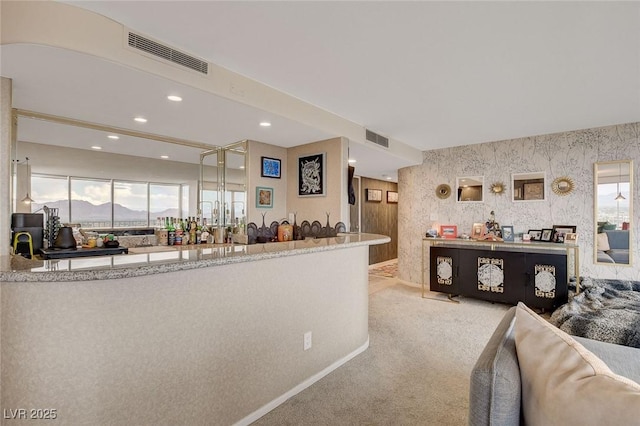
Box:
512;172;545;201
594;160;633;266
435;184;451;199
456;176;484;202
490;182;506;195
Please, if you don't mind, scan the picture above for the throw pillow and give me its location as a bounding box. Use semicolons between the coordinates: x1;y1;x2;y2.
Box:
514;302;640;426
596;232;610;251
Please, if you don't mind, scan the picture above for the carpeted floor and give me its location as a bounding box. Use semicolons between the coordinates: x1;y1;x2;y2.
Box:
252;268;511;425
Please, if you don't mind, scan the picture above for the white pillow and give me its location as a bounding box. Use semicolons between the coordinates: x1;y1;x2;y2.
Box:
596;232;610;251
514;302;640;426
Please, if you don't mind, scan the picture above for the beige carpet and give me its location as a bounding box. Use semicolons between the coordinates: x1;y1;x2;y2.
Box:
252;267;511;425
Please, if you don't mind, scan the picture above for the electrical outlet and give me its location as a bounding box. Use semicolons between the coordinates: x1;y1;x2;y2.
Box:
303;331;312;351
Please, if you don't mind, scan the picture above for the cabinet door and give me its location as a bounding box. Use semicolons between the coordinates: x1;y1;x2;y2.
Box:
524;253;568;310
429;247;460;294
459;249;526;304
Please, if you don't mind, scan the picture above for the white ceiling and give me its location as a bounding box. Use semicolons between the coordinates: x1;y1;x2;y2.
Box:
3;1;640;182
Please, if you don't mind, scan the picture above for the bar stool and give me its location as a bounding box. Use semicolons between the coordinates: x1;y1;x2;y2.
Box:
13;231;34;258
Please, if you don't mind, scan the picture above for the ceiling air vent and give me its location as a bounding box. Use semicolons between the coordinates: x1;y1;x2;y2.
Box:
127;31;209;75
365;129;389;148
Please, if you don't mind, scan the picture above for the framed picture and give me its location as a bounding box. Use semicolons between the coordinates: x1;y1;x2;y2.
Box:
540;228;554;242
564;233;578;244
387;191;398;203
471;223;485;239
502;225;514;242
524;182;544;200
256;187;273;208
528;229;542;241
366;189;382;202
298;153;325;197
552;225;577;243
440;225;458;239
261;157;281;178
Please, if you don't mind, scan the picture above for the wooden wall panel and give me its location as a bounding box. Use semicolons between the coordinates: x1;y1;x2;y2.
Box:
361;177;398;265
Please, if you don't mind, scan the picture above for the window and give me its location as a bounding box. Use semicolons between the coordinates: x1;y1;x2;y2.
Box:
70;178;112;227
30;175;69;219
114;181;148;227
29;174;183;229
150;184;180;223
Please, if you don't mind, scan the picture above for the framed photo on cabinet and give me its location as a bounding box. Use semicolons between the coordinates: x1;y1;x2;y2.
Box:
440;225;458;239
501;225;514;242
471;223;485;239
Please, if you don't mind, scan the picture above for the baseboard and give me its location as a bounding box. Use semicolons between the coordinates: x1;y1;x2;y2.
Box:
233;336;370;426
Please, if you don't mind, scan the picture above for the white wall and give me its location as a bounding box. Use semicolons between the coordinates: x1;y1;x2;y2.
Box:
1;246;370;425
398;122;640;284
247;140;288;224
287;137;349;225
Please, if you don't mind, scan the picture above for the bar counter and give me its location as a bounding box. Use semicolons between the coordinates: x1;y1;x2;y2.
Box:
2;232;389;425
1;233;389;282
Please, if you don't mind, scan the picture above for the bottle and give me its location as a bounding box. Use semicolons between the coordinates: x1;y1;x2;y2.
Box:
168;216;176;245
189;216;197;244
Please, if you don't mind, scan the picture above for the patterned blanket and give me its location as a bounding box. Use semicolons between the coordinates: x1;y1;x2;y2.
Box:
549;278;640;348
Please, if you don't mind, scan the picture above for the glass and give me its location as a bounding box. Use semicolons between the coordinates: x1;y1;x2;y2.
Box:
114;181;148;227
594;160;633;266
30;174;69;219
70;177;112;227
456;176;484;202
149;184;180;221
512;172;545;201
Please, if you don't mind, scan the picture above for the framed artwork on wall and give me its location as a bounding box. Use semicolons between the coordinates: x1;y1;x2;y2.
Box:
366;189;383;202
298;153;326;197
387;191;398;203
256;187;273;208
261;157;281;178
524;182;544;200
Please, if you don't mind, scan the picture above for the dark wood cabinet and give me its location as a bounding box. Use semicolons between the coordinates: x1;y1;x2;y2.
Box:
428;241;572;310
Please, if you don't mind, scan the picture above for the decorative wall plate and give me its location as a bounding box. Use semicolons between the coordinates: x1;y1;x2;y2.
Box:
436;184;451;199
490;182;505;194
551;177;575;195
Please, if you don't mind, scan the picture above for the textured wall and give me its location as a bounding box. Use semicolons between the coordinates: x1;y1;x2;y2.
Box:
1;246;370;425
398;122;640;284
361;177;398;264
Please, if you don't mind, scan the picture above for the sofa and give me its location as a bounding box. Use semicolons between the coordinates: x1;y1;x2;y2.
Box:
596;229;629;263
469;303;640;426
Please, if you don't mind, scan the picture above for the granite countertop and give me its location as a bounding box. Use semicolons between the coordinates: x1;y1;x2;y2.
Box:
1;233;390;283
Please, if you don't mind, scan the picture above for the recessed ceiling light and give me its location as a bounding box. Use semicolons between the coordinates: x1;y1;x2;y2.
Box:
348;159;357;163
167;95;182;102
386;177;393;180
259;121;271;127
108;135;119;140
134;117;147;123
91;146;102;150
160;155;169;159
239;165;245;169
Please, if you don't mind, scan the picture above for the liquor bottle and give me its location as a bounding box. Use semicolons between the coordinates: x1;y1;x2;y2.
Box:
168;216;176;245
189;216;197;244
